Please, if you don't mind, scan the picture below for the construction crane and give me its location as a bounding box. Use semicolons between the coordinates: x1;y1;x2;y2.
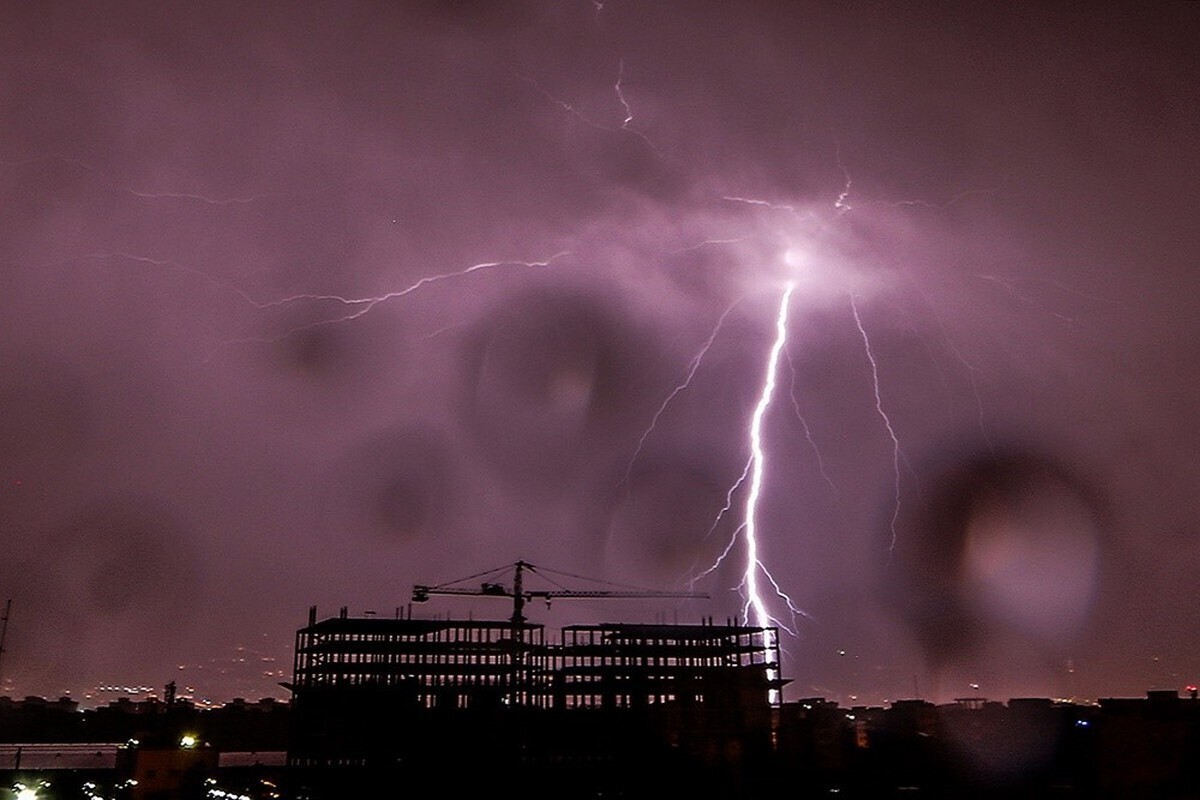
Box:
412;560;707;705
411;560;707;629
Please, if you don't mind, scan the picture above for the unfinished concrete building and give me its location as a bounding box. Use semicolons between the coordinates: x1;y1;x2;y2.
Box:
286;607;783;799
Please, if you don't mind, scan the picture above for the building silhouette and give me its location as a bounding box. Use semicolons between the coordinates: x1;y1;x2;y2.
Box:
0;679;1199;796
285;607;782;798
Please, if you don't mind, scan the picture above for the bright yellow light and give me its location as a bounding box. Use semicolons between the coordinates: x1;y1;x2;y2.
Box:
179;734;198;748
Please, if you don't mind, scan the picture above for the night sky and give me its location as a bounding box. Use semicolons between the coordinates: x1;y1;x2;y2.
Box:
2;2;1198;707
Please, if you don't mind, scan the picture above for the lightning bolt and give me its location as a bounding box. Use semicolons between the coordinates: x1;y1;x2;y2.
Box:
850;295;902;553
517;73;601;127
734;283;809;703
922;303;994;452
611;59;660;155
684;283;808;708
256;253;569;318
209;252;571;357
689;286;807;641
27;251;263;308
666;235;756;255
518;62;660;155
834;145;853;214
614;59;635;130
721;195;812;223
973;273;1099;325
621;299;741;488
3;153;298;206
742;283;796;633
784;343;839;498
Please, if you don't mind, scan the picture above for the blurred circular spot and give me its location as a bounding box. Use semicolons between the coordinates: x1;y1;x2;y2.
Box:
0;498;199;692
892;450;1102;663
55;498;199;621
376;475;434;538
570;131;684;201
330;427;456;542
603;458;730;587
263;309;368;384
253;300;406;391
461;288;650;479
661;245;746;304
962;476;1098;641
286;325;350;377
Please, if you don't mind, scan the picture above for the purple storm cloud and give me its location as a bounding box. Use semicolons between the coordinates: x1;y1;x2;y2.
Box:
2;2;1198;706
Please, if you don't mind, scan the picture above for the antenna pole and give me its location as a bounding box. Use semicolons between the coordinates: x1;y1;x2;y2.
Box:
0;600;12;691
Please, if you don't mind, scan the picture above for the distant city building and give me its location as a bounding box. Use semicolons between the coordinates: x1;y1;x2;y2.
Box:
1;613;1198;799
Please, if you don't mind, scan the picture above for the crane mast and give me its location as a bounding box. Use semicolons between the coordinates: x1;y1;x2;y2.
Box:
412;561;706;707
